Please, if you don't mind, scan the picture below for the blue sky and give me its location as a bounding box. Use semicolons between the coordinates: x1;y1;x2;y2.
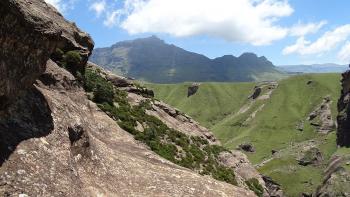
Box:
46;0;350;65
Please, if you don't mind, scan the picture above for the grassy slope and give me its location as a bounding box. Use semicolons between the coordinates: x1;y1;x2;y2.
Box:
146;82;256;128
147;73;350;196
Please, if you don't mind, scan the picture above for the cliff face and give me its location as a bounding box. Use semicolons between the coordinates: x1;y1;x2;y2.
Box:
337;71;350;146
0;61;255;196
0;0;93;110
0;0;259;196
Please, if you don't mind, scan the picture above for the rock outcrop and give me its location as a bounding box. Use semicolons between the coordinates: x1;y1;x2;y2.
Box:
0;61;255;196
0;0;93;110
338;70;350;146
308;96;335;133
0;0;258;196
297;147;323;166
314;155;350;196
238;143;256;153
188;83;200;97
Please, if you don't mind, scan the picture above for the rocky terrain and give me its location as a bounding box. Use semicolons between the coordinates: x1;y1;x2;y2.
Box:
338;70;350;147
148;73;344;196
0;0;282;196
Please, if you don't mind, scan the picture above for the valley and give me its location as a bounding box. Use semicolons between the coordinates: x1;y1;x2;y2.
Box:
147;73;350;196
2;0;350;196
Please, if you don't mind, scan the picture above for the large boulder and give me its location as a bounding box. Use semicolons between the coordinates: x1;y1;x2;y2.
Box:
0;0;93;110
188;83;200;97
337;70;350;146
0;56;256;197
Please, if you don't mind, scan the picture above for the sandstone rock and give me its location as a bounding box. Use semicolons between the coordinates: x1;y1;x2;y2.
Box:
314;156;350;196
309;96;335;134
298;147;323;166
218;151;284;196
188;83;200;97
0;0;93;110
0;62;255;197
262;176;284;197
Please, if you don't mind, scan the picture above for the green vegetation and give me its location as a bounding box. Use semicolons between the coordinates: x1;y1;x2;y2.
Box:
83;68;237;186
148;73;346;196
146;82;256;128
245;178;264;197
51;48;82;75
63;51;82;68
84;68;114;104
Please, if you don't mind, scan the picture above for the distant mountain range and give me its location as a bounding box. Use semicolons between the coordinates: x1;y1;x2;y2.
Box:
90;36;284;83
277;63;348;74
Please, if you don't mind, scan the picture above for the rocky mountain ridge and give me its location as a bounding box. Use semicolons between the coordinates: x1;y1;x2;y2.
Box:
0;0;279;196
90;36;284;83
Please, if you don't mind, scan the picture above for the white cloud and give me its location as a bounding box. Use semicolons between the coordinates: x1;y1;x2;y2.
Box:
90;1;106;17
104;11;122;27
289;21;327;37
45;0;77;12
105;0;293;45
45;0;63;10
283;24;350;55
338;41;350;63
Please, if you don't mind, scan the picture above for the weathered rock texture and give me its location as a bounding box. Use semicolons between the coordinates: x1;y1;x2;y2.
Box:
0;61;255;196
0;0;93;110
314;156;350;196
0;0;258;196
338;71;350;146
308;96;335;134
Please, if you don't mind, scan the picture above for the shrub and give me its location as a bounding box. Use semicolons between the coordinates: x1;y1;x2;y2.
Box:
213;165;237;185
63;50;82;67
245;178;264;197
51;48;64;62
62;50;82;75
84;70;238;186
94;83;114;104
84;68;115;104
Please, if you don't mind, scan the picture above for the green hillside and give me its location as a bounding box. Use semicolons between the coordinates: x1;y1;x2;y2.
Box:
147;73;347;196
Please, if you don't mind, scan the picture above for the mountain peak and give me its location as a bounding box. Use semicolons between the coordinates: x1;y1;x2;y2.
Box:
137;35;164;43
239;52;258;59
91;38;281;83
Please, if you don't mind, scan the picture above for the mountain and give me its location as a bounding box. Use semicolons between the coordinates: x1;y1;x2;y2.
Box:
90;36;284;83
277;63;348;74
0;0;271;196
147;73;350;196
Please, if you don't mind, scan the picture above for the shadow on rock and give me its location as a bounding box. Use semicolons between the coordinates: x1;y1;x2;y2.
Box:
0;87;53;166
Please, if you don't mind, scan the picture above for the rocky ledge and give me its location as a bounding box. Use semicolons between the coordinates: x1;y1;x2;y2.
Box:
337;70;350;147
0;0;93;110
0;0;261;196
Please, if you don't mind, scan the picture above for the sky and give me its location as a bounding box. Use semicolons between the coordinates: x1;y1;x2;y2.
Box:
45;0;350;66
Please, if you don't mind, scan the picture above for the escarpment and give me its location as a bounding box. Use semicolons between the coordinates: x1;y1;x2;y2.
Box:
337;70;350;147
0;0;93;110
0;0;262;196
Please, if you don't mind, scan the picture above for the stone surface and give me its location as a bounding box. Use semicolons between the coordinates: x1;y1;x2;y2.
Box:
0;0;93;110
249;87;262;100
0;62;256;197
309;96;335;134
314;156;350;196
338;70;350;146
188;83;200;97
297;147;323;166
